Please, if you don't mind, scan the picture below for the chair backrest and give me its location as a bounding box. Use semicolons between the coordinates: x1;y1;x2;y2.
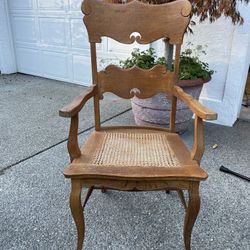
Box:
81;0;191;129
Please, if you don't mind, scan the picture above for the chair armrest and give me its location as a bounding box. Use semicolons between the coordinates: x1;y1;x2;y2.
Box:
173;86;217;120
59;84;97;118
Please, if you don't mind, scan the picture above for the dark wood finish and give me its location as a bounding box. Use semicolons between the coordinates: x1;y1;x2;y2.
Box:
67;115;81;162
82;0;191;44
170;95;177;133
59;1;218;249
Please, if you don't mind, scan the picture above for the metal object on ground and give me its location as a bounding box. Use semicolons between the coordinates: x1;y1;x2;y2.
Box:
219;165;250;182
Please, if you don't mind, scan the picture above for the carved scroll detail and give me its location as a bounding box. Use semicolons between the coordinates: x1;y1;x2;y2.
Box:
82;0;191;44
130;88;141;97
98;65;175;99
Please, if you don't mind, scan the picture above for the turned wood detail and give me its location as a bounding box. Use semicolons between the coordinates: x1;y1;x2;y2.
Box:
90;43;101;130
82;0;191;44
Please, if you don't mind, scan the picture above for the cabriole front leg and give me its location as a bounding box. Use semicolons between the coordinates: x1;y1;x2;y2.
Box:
70;180;85;250
183;182;200;250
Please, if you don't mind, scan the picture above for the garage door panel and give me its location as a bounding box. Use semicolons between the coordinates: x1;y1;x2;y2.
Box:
39;18;67;47
72;55;92;85
71;19;89;50
12;16;36;43
70;19;104;52
37;0;66;11
16;47;40;74
9;0;130;85
107;39;140;54
42;51;69;80
9;0;33;10
69;0;82;12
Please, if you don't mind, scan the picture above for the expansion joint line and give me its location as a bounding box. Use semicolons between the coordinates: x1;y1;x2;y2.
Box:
0;108;132;175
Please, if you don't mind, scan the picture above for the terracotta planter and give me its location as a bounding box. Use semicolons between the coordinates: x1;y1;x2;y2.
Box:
131;77;211;133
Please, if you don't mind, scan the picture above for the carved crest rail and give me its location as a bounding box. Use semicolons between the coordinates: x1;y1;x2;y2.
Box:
82;0;191;44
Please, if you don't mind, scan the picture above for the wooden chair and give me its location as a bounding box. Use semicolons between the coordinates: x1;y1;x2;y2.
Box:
59;0;217;249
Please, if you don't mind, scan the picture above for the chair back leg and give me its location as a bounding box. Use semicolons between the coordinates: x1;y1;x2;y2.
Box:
177;190;187;210
83;186;94;209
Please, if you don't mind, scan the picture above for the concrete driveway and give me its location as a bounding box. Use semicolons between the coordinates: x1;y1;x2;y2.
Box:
0;74;249;250
0;74;131;171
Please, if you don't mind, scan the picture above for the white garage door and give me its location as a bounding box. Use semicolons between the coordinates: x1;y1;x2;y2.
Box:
8;0;142;86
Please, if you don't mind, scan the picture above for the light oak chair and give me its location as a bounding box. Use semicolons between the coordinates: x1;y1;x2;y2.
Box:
59;0;217;249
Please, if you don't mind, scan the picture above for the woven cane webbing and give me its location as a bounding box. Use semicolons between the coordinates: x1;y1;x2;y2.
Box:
91;132;180;167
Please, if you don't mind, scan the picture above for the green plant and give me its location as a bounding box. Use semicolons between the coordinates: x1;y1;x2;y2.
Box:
120;46;214;80
179;44;214;80
120;48;165;69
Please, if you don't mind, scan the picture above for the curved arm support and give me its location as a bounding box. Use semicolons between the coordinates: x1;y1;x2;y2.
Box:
59;85;97;161
173;86;217;120
191;116;204;164
173;86;215;164
59;84;97;118
68;114;81;162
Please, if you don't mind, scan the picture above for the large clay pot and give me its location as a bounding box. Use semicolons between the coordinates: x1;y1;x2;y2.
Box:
131;77;211;133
